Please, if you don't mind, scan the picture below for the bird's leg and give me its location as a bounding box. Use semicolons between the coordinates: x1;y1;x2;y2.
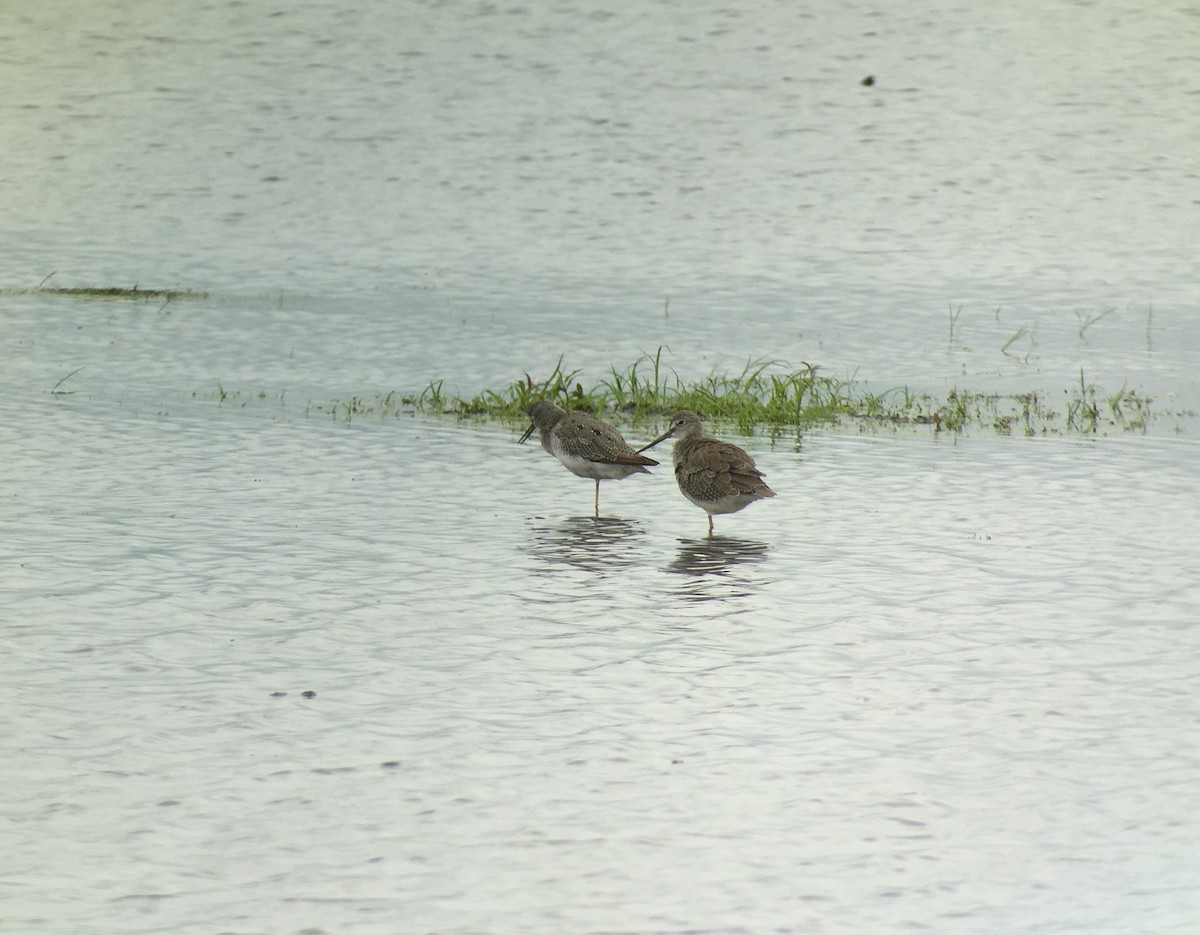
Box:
594;480;600;517
707;514;714;536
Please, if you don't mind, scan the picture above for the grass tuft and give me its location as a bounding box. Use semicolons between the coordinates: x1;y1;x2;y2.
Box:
421;351;863;433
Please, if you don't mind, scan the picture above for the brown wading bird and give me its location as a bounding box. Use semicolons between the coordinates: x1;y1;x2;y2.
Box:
640;410;775;535
520;400;658;516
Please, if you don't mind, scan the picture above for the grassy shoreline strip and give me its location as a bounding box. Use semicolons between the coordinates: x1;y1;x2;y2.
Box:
411;352;1164;436
256;351;1183;436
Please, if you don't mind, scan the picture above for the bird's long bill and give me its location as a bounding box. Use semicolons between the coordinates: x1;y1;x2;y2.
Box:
518;422;536;444
637;428;672;453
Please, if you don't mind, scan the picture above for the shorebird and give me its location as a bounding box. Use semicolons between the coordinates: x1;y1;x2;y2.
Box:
641;410;775;535
519;400;658;515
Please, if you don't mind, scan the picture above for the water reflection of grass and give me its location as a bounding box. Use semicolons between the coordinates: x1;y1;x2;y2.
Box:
199;350;1186;437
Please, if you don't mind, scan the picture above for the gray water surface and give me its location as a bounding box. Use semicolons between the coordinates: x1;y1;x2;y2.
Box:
4;1;1200;932
5;391;1200;934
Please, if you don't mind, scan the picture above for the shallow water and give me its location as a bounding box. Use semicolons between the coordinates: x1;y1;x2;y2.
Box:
5;385;1200;934
3;0;1200;933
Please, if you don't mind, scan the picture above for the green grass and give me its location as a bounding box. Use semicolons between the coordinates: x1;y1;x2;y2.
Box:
411;351;863;434
249;349;1178;437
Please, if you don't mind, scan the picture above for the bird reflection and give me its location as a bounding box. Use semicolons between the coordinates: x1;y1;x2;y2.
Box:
667;535;770;602
526;515;645;574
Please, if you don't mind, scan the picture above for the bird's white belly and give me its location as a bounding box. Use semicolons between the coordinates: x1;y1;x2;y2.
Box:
554;450;636;480
683;491;754;515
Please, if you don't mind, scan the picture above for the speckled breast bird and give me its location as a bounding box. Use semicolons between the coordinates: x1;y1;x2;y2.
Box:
519;400;658;515
641;410;775;535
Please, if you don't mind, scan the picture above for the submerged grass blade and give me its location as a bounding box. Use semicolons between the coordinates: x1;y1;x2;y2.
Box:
50;366;86;395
